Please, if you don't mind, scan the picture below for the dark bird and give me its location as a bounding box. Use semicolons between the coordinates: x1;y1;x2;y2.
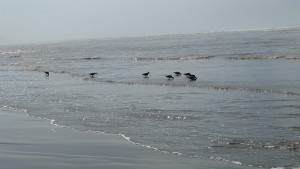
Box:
89;72;97;78
165;75;174;79
174;72;181;76
187;74;197;81
184;73;191;76
44;71;49;76
142;71;149;77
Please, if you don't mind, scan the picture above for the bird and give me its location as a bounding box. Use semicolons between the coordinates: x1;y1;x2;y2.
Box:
187;74;197;81
165;75;174;79
174;72;181;76
184;73;191;76
44;71;49;76
142;71;149;77
89;72;97;78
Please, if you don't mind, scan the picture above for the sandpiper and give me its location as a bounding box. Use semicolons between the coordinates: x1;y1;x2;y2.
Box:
142;71;149;77
165;75;174;79
174;72;181;76
187;74;197;81
89;72;97;78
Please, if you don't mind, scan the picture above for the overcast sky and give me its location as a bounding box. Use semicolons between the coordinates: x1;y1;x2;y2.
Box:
1;0;300;45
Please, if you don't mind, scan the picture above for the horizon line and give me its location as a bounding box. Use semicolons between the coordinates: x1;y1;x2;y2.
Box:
1;26;300;47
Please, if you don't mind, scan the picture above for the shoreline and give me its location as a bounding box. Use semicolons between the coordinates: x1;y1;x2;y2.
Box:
0;107;256;169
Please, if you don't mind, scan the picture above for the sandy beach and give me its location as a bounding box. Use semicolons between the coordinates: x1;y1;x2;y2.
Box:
0;108;256;169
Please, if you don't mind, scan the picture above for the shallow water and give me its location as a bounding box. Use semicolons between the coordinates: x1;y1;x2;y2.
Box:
1;27;300;168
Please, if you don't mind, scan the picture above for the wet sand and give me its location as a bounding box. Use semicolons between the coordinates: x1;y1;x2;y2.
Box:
0;109;255;169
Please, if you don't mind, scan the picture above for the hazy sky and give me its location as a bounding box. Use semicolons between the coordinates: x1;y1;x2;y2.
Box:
1;0;300;45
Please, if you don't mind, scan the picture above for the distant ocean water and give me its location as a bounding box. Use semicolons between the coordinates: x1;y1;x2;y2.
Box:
1;27;299;168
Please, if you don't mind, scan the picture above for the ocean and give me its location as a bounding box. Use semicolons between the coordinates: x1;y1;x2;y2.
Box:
1;27;299;168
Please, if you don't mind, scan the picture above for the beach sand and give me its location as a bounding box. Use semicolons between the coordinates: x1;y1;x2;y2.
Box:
0;108;254;169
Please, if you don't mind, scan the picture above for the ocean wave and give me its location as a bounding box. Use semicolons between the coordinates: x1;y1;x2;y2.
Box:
120;81;300;96
118;133;245;167
1;104;243;167
76;57;102;60
52;56;103;61
211;138;300;152
226;55;300;60
79;75;300;97
25;68;300;97
3;103;296;169
134;55;215;61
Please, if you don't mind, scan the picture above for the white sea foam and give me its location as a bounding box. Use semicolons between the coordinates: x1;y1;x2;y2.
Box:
172;152;182;155
119;133;160;151
232;161;242;165
209;156;243;166
119;134;134;144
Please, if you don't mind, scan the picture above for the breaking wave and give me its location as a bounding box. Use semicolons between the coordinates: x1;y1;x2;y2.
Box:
226;55;300;60
134;54;215;61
